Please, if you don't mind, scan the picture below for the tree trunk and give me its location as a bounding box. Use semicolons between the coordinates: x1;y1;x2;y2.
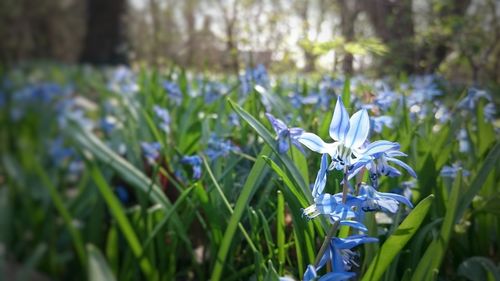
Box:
362;0;415;74
80;0;127;65
338;0;359;75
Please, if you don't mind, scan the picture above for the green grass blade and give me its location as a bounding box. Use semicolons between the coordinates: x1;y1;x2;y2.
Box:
34;162;87;268
209;146;271;281
66;124;192;248
89;164;156;280
456;142;500;221
87;244;117;281
362;195;434;281
202;155;259;254
411;172;462;281
277;190;285;275
228;99;310;201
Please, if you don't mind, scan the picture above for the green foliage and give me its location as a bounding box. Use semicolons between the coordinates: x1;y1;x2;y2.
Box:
0;64;498;281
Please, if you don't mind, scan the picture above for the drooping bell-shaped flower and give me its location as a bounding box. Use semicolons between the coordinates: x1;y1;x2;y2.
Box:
266;113;304;154
356;184;413;213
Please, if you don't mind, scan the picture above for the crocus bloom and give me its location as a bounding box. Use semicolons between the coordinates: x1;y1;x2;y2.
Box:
265;113;304;154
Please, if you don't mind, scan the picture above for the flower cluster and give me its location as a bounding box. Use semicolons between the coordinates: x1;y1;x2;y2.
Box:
294;96;416;280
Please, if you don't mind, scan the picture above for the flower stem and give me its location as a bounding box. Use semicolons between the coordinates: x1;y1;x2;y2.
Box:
313;167;350;267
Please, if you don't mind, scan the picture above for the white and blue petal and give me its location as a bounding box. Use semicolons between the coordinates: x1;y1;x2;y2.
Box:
339;220;368;232
344;109;370;149
329;96;350;141
299;132;336;154
362;140;400;157
377;191;413;209
312;154;329;197
386;157;417;178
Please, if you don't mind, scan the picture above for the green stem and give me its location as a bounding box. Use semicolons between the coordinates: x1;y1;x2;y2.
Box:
313;167;349;267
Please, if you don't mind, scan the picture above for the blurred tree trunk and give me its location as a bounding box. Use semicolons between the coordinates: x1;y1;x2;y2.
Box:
361;0;415;73
184;0;197;67
80;0;127;65
297;0;316;73
338;0;361;75
418;0;471;73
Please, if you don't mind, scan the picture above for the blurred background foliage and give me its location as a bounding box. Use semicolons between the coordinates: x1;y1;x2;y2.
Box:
0;0;499;84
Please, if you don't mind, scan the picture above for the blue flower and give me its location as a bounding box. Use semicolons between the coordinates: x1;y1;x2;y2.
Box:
107;66;139;95
115;185;131;204
311;154;329;198
154;105;171;133
440;163;470;178
484;103;496;122
304;235;377;281
162;81;183;105
265;113;304;154
370;116;393;133
141;142;161;164
356;184;413;213
458;88;491;110
299;96;382;175
302;193;357;221
354;142;416;187
100;116;117;134
181;155;202;180
205;135;240;160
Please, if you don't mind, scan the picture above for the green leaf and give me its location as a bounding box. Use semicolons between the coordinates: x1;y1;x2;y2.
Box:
65;124;191;248
362;195;434;281
34;162;87;268
87;244;117;281
209;146;271;281
457;256;500;281
228;98;310;201
277;190;285;275
456;142;500;221
89;164;156;280
411;172;462;281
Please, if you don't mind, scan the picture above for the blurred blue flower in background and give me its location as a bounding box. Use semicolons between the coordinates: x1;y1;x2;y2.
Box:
181;155;202;180
441;163;470;178
154;105;171;133
163;81;183;105
265;113;304;154
370;115;393;133
141;142;161;164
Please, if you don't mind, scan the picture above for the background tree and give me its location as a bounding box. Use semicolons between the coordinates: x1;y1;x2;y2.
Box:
80;0;128;65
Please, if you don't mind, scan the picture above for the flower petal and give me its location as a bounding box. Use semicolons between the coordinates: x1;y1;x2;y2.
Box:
265;113;287;134
344;109;370;148
303;265;318;281
318;272;356;281
339;220;368;232
329;96;350;141
298;133;334;154
386;157;418;178
333;235;378;249
378;191;414;208
312;154;329;197
363;140;400;157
